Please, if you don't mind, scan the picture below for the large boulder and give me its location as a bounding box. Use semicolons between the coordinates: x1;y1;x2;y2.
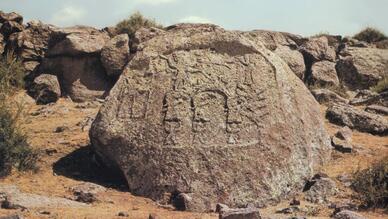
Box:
39;56;112;102
336;47;388;90
300;36;336;62
309;61;340;87
0;12;24;38
326;104;388;135
101;34;130;77
29;74;61;104
0;12;23;24
90;24;331;211
47;26;110;56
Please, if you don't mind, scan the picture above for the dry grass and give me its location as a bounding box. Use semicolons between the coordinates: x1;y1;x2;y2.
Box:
352;157;388;210
116;11;163;39
354;27;388;43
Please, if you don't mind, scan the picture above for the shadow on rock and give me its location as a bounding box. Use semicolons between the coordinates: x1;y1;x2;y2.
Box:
53;145;128;191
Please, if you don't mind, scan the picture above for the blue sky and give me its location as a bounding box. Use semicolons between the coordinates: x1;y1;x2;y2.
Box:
0;0;387;36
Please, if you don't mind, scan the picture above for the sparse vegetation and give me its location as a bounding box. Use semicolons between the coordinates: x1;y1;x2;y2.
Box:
0;52;37;177
352;157;388;209
353;27;388;43
311;31;330;38
371;77;388;93
116;11;163;38
0;51;25;96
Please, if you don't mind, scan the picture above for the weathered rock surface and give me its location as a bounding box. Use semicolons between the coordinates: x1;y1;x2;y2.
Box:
331;126;353;153
0;12;23;24
39;56;113;102
300;36;336;62
336;47;388;90
0;185;86;209
8;20;55;61
243;30;306;79
333;210;366;219
326;104;388;135
29;74;61;104
131;27;165;52
90;24;331;211
311;89;349;105
0;33;4;54
304;174;337;204
48;26;110;56
101;34;130;76
310;61;339;87
70;182;107;203
350;90;388;107
365;104;388;115
220;207;261;219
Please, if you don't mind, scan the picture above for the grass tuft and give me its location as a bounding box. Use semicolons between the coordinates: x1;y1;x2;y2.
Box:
353;27;387;43
116;11;163;39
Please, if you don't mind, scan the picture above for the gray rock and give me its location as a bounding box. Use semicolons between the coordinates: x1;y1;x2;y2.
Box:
0;215;24;219
335;126;353;142
274;46;306;80
39;56;113;102
48;26;110;56
300;36;336;62
310;61;340;87
311;89;349;105
304;176;337;204
365;104;388;116
220;208;261;219
0;21;24;37
71;182;107;203
0;185;86;209
0;12;23;24
326;104;388;135
101;34;130;77
333;210;366;219
8;20;54;62
336;47;388;90
350;90;388;107
90;24;331;212
30;74;61;104
331;136;352;153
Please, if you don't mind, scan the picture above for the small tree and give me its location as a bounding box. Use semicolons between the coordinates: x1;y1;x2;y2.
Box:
354;27;387;43
116;11;163;38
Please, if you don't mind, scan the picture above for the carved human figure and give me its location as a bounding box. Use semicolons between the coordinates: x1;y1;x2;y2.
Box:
162;91;192;146
192;91;227;145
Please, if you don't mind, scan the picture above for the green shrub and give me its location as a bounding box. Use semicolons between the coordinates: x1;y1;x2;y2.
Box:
0;51;25;96
116;11;163;38
371;77;388;93
352;157;388;209
0;101;37;177
354;27;388;43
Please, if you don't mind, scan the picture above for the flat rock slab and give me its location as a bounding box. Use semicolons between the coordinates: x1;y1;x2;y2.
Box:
0;185;87;209
365;105;388;116
326;104;388;135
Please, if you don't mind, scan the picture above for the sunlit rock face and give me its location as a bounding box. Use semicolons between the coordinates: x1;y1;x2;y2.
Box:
90;24;331;212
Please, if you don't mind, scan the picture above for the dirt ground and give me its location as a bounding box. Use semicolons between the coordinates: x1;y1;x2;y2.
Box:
0;93;387;219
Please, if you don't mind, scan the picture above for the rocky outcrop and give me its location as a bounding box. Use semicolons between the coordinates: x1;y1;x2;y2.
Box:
310;61;340;87
29;74;61;104
304;174;338;204
350;90;388;107
326;104;388;135
47;26;110;56
300;36;336;62
101;34;130;77
333;210;366;219
336;47;388;90
311;89;349;105
219;207;261;219
90;24;331;212
243;30;306;79
8;20;55;62
331;126;353;153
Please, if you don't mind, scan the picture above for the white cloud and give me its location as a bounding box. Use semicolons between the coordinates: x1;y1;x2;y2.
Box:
51;6;86;27
134;0;178;6
179;16;212;24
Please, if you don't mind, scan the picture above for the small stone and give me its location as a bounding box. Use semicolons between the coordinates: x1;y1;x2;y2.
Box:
148;214;158;219
39;210;50;215
172;193;192;211
331;136;353;153
276;206;300;214
290;198;300;206
45;148;58;156
335;126;353;142
219;207;261;219
117;211;129;217
216;203;230;213
54;126;69;133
